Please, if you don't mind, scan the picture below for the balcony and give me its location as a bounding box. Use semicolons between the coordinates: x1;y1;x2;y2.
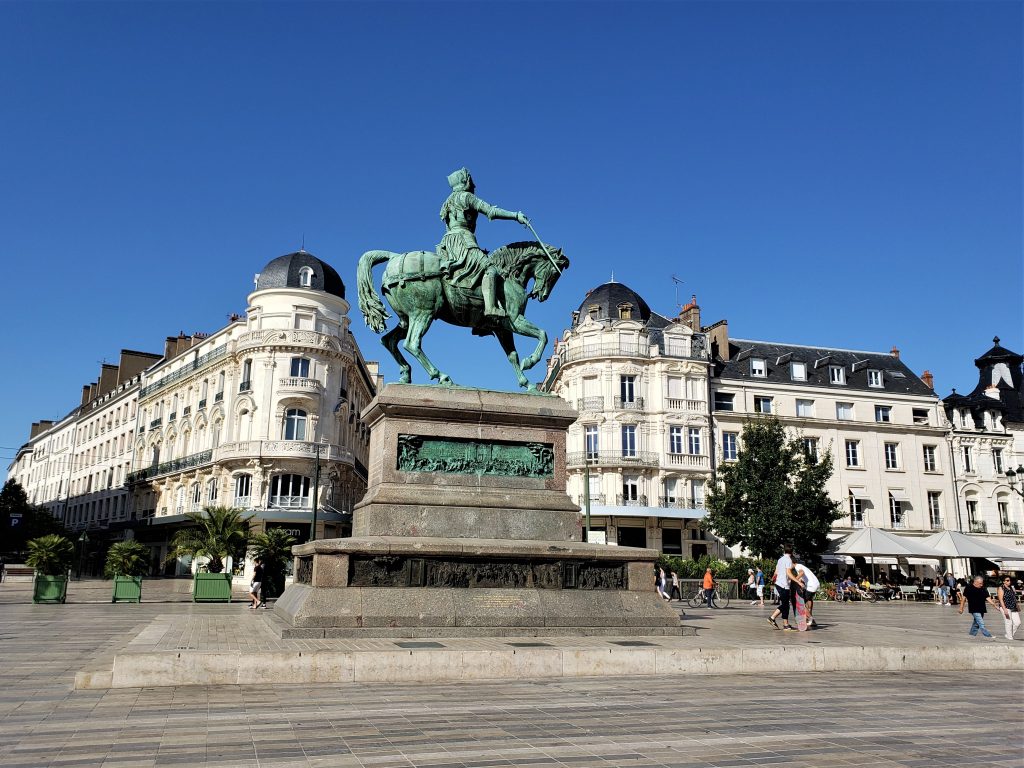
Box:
556;338;709;366
126;449;214;484
667;398;706;413
182;406;191;417
236;328;338;354
888;518;908;530
1000;521;1019;535
278;376;323;394
233;495;252;509
577;494;606;506
198;398;207;409
567;451;659;468
149;418;162;429
667;453;710;470
657;497;704;510
138;344;228;399
616;494;649;507
929;517;944;530
969;520;988;534
851;518;865;529
238;380;252;393
214;391;224;402
576;397;604;412
216;440;356;465
613;396;644;411
168;412;176;423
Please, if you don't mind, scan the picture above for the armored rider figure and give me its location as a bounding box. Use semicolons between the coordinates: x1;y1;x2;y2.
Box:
438;167;529;317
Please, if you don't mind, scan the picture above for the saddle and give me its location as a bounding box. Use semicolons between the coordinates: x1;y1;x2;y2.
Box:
381;251;444;291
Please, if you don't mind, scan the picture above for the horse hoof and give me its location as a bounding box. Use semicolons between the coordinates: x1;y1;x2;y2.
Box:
438;375;455;386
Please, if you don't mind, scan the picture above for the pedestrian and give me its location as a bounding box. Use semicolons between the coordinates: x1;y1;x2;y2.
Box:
752;566;766;607
703;567;716;608
249;557;264;609
793;560;820;628
959;574;996;638
656;566;670;601
996;575;1020;641
669;570;682;601
744;568;756;601
767;545;795;630
938;571;952;606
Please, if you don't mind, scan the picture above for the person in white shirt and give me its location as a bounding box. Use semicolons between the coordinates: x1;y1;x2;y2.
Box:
767;545;795;630
793;560;820;628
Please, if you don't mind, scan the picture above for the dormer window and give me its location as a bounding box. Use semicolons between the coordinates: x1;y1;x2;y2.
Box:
587;304;600;320
867;369;883;388
829;365;846;385
298;267;314;287
617;303;633;320
750;358;766;377
790;362;807;381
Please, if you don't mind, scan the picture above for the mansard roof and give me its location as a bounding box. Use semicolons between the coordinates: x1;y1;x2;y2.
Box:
573;281;652;326
715;339;935;396
255;250;346;299
943;336;1024;424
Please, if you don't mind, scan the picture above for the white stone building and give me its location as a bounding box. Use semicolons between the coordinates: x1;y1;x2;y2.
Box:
129;250;380;574
942;337;1024;567
542;282;725;558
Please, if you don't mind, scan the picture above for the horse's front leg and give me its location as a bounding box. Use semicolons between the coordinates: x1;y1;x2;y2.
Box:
404;310;454;386
510;314;548;373
495;330;529;389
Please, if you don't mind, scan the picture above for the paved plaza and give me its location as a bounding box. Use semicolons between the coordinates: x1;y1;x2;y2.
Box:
1;580;1022;767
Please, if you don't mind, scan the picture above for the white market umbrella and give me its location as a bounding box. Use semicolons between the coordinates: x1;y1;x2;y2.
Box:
834;527;947;580
920;530;1024;560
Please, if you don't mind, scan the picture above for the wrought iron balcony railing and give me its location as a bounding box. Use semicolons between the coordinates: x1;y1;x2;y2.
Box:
929;517;943;530
576;397;604;412
126;449;214;484
576;494;606;506
214;391;224;402
615;494;649;506
198;398;207;409
149;418;162;429
888;518;908;530
970;520;988;534
613;397;644;410
567;451;659;468
139;344;227;399
238;380;252;392
1000;521;1019;535
657;497;704;509
851;518;865;528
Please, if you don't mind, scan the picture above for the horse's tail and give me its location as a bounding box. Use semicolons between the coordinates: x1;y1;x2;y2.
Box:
356;250;393;333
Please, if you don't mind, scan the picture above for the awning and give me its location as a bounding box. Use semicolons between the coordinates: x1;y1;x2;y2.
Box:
905;557;940;565
998;560;1024;570
821;554;855;564
584;504;707;520
848;486;869;500
888;489;910;502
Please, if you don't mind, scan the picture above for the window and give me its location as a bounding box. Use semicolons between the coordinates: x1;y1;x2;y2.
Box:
207;478;218;503
962;445;974;473
790;362;806;381
849;497;864;528
992;448;1003;474
217;371;225;396
750;358;766;377
191;484;202;510
298;266;314;287
290;357;310;378
912;408;929;425
998;501;1009;524
922;445;937;472
867;369;883;388
796;399;814;418
874;405;891;423
714;392;735;411
269;474;311;508
284;408;308;441
669;426;684;454
617;303;632;320
889;496;905;529
884;442;899;470
294;312;315;330
845;440;860;467
928;492;942;528
754;396;772;414
802;438;819;463
619;375;636;404
621;425;636;458
233;474;252;505
584;425;599;459
622;475;639;502
691;480;705;506
240;360;253;391
722;432;738;461
661;527;682;555
688;427;701;455
966;499;978;521
836;402;854;421
829;365;846;385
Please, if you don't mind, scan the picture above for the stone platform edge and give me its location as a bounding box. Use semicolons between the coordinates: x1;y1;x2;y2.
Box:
75;642;1024;690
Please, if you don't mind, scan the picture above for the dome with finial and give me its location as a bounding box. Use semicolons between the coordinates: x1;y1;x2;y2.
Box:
573;281;652;327
255;250;345;299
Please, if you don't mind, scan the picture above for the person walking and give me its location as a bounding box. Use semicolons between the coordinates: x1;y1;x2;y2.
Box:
249;557;265;610
793;560;821;628
656;567;670;601
959;575;996;638
744;569;756;602
703;567;716;608
767;545;795;630
752;566;766;607
996;575;1020;641
668;570;682;602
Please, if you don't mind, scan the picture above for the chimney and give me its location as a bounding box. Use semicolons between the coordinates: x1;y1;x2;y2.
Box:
890;345;900;359
678;294;701;332
81;385;92;406
921;370;934;390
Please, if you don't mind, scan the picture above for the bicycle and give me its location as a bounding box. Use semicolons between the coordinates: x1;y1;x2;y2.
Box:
687;585;730;609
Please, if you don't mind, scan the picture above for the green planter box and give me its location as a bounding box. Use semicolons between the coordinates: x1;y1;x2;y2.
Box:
112;576;143;603
33;575;68;604
192;572;233;602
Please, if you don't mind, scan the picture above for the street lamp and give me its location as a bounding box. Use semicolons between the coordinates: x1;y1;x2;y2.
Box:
76;531;89;579
1006;465;1024;499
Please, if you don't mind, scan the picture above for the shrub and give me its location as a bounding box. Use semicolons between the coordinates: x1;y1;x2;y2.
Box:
26;534;74;576
104;540;150;578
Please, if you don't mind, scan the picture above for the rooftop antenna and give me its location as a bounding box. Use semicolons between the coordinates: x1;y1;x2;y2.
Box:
671;275;684;311
609;270;615;283
300;233;306;253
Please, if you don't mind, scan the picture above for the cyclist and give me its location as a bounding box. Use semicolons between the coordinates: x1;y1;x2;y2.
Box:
703;567;716;608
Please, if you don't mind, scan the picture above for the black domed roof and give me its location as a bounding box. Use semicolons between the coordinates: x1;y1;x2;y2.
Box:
255;250;345;299
574;281;652;326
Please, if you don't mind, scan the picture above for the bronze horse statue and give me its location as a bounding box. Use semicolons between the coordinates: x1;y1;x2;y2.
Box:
356;241;569;389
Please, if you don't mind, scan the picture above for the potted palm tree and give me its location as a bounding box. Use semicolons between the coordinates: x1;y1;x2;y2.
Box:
26;534;74;604
167;506;250;602
248;528;297;602
105;540;150;602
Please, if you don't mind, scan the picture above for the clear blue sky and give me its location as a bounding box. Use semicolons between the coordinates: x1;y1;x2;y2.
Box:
1;1;1021;474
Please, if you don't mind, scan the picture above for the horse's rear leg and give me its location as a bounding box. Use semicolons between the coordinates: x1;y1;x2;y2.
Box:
496;330;529;389
404;312;453;386
382;323;412;384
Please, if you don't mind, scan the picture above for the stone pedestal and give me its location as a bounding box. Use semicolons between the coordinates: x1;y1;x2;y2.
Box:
275;384;681;637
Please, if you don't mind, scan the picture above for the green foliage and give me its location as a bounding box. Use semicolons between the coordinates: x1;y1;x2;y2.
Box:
26;534;75;576
704;416;843;562
104;540;150;578
0;479;68;554
249;528;297;598
656;553;777;582
167;506;250;573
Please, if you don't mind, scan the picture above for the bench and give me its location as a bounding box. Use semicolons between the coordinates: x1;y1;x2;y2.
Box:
898;585;919;601
3;565;35;583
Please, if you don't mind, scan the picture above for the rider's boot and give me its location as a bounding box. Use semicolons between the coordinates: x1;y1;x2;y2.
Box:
482;270;505;317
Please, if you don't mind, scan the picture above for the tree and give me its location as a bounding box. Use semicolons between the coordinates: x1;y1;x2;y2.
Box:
0;479;67;554
26;534;75;575
167;506;250;573
704;417;842;562
104;540;151;578
248;527;297;598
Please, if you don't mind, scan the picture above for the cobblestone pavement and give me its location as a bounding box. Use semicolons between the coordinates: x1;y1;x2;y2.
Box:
1;595;1021;767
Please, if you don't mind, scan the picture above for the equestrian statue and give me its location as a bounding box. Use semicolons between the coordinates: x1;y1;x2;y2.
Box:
357;167;569;389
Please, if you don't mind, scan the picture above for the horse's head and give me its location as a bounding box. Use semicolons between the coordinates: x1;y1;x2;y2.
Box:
528;246;569;302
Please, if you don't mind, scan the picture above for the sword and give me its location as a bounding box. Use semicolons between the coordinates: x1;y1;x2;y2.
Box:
521;219;562;274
